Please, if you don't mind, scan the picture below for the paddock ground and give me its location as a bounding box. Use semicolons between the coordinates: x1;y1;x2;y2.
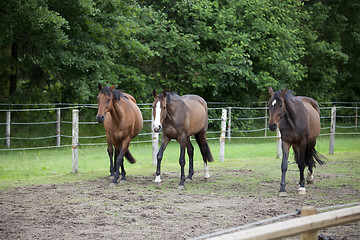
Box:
1;161;359;239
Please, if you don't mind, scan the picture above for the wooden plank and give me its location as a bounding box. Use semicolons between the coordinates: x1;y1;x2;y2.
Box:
207;206;360;240
300;206;318;240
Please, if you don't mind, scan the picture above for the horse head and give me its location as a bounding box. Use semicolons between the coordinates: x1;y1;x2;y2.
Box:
96;83;115;123
268;86;287;131
152;89;169;133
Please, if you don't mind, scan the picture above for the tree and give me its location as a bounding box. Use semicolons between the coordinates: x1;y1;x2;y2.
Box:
136;0;307;103
0;0;153;103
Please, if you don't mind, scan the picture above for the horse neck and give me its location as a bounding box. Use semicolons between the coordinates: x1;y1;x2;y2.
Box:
283;96;306;129
166;97;187;120
110;99;127;122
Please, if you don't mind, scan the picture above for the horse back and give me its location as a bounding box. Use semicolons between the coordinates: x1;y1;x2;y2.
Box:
300;97;321;141
123;93;137;104
181;95;208;135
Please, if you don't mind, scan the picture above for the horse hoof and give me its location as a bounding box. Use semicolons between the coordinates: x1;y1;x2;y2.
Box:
204;177;211;183
278;192;287;197
298;187;306;195
155;182;162;188
177;185;185;190
119;180;127;184
186;178;193;183
109;182;118;187
307;179;314;184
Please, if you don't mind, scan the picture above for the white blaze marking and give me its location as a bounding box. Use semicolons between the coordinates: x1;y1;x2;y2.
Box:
272;99;277;106
155;175;162;183
153;101;161;130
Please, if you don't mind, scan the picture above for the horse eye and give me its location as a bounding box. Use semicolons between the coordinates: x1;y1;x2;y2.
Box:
107;99;110;103
280;104;282;107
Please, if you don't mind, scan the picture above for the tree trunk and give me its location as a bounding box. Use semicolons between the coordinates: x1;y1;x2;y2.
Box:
9;42;18;96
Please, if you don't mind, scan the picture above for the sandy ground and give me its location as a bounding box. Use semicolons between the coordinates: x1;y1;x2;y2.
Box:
0;169;359;240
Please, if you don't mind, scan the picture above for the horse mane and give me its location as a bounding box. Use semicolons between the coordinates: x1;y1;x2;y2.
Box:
100;86;112;97
112;89;127;101
101;86;128;101
159;92;181;104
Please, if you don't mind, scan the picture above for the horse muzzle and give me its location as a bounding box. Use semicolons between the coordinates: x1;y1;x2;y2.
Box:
269;123;277;131
153;124;162;133
96;114;105;123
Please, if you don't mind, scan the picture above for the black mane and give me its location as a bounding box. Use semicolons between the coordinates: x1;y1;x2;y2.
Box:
101;86;112;97
101;86;127;101
159;92;180;104
113;89;126;101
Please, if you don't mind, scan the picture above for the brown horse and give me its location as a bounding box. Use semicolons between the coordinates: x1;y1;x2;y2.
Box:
100;87;137;177
152;90;214;189
268;87;324;196
96;83;143;185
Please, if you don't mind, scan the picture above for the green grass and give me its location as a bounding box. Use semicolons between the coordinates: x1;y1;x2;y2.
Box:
0;135;359;191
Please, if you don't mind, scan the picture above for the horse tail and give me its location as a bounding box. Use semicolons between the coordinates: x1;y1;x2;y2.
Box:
304;144;325;167
125;150;136;164
195;134;214;163
312;148;325;166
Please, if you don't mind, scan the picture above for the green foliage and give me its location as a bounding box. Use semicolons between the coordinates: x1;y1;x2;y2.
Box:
0;0;359;104
137;0;306;103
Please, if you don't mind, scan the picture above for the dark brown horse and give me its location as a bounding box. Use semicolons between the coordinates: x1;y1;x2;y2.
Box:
152;90;214;189
97;83;143;185
268;87;324;196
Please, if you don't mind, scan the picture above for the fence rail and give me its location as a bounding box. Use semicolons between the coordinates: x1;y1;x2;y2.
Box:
200;205;360;240
1;103;359;157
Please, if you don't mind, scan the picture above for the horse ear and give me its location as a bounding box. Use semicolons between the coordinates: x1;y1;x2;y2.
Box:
162;90;167;99
268;86;274;96
98;83;103;91
152;89;157;98
110;85;115;91
280;86;288;97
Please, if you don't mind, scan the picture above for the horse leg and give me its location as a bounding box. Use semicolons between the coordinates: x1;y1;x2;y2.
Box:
296;142;307;195
186;137;194;181
306;142;316;184
178;138;187;189
111;140;130;185
279;141;291;197
107;144;114;176
110;145;121;185
195;132;212;182
155;135;171;187
119;139;132;183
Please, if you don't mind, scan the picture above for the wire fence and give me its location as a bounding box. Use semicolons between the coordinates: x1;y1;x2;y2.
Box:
0;102;359;151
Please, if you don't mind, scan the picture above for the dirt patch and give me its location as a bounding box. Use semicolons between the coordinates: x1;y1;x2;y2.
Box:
0;169;359;239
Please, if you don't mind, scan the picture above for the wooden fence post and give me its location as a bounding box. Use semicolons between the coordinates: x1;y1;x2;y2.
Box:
72;109;79;173
6;111;10;148
264;103;268;138
56;108;61;147
276;126;282;158
227;107;232;141
151;108;159;167
220;108;227;162
300;206;318;240
329;106;336;154
355;103;358;130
